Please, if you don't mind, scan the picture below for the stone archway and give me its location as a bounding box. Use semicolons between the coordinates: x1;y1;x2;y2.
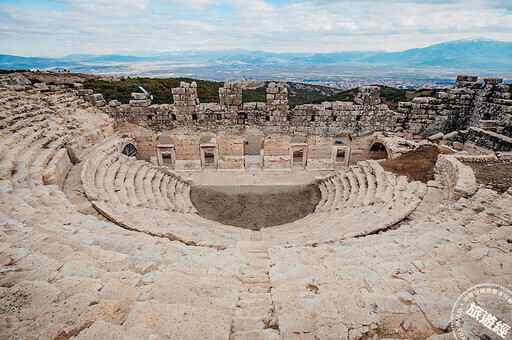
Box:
122;143;138;159
369;142;388;160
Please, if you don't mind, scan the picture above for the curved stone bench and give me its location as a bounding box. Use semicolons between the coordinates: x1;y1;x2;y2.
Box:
261;161;427;245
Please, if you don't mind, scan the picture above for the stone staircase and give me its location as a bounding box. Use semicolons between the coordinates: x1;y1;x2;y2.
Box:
232;241;281;340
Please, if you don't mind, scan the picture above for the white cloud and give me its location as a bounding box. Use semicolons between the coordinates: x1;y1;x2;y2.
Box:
0;0;511;56
56;0;150;17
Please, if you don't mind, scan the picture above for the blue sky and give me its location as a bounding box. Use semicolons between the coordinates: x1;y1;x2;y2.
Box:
1;0;511;57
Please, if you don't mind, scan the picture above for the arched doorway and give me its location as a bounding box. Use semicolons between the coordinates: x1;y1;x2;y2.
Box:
369;142;388;160
122;144;138;159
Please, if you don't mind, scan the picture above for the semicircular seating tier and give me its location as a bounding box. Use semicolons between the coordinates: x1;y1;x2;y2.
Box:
78;132;427;247
3;76;508;339
260;160;427;245
80;137;252;249
0;83;246;339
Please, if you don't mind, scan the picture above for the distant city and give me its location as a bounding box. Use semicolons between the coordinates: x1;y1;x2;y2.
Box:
1;38;511;90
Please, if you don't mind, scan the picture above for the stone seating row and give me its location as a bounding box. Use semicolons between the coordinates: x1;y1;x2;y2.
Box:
267;186;512;339
261;160;427;245
80;137;251;249
0;83;242;338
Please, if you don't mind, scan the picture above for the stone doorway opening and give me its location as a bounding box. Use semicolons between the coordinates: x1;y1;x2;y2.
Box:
336;149;345;163
290;136;307;168
332;139;350;167
200;136;218;169
243;128;264;169
122;143;139;159
243;129;264;156
293;149;304;164
369;142;388;160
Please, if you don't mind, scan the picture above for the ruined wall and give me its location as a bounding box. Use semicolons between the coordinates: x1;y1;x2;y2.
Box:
398;76;512;137
457;127;512;152
104;82;398;137
106;76;510;141
18;73;511;163
26;74;512;144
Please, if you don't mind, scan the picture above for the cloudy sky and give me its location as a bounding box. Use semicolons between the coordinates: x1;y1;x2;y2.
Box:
1;0;511;57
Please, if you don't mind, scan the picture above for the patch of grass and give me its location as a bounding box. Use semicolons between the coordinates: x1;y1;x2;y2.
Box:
82;77;223;104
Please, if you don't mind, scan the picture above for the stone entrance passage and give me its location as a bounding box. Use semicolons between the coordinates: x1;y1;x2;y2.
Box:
243;129;264;156
369;142;388;160
190;184;321;230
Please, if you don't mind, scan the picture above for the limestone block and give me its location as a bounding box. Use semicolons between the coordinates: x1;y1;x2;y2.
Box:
129;99;151;107
131;92;150;100
108;100;121;107
456;75;478;82
34;82;49;91
434;154;477;199
483;77;503;85
43;148;72;186
427;132;444;141
172;88;186;95
77;89;93;96
55;77;73;85
90;93;104;101
123;301;231;339
267;87;279;94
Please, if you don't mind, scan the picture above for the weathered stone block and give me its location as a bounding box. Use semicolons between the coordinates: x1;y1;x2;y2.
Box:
131;92;150;100
483;78;503;85
130;99;151;107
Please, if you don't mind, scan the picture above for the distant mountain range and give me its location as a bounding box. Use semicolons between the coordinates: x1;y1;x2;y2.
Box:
1;38;511;76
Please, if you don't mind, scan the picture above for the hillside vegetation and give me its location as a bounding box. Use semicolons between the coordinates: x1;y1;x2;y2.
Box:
242;82;341;108
82;77;223;104
81;76;443;109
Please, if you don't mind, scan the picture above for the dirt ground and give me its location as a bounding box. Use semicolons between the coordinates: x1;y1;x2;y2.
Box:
379;146;442;183
190;184;321;230
462;162;512;193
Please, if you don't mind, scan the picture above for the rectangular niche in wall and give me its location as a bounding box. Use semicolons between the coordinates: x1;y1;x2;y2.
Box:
293;149;304;163
336;149;345;162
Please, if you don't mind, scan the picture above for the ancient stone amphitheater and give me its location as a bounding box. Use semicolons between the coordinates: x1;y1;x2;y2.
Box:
0;73;511;339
